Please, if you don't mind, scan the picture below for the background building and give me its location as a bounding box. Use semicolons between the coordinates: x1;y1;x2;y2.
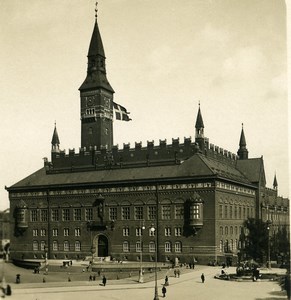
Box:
6;12;289;266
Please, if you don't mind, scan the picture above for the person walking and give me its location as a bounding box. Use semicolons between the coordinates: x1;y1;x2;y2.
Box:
102;275;107;286
177;269;180;278
201;273;205;283
162;285;167;297
164;275;169;286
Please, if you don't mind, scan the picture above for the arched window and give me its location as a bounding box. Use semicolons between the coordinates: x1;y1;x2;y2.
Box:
53;241;58;251
220;226;223;235
149;241;155;253
75;241;81;252
64;241;70;251
88;127;93;134
123;241;129;252
136;241;142;252
174;242;182;253
225;226;228;235
33;241;38;251
165;241;171;253
230;226;233;235
40;241;45;251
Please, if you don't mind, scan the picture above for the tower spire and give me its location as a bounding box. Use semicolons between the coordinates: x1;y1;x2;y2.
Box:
195;102;205;151
95;2;98;21
237;123;248;160
51;122;60;153
273;173;278;190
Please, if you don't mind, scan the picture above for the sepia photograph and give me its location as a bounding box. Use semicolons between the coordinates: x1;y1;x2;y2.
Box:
0;1;290;299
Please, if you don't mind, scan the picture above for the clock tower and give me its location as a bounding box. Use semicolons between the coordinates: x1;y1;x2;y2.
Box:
79;17;114;150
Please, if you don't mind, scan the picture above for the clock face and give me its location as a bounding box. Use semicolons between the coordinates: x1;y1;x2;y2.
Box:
87;96;94;107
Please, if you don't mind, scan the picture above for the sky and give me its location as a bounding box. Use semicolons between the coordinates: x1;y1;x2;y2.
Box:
0;0;289;210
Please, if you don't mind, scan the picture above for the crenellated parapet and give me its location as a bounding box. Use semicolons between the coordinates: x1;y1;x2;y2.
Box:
48;136;239;173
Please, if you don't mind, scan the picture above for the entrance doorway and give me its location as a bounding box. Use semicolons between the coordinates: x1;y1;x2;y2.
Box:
94;235;108;257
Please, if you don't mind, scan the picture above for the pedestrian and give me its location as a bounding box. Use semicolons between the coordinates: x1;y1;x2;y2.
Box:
201;273;205;283
177;269;180;278
5;285;11;296
162;285;167;297
102;275;107;286
164;275;169;286
174;269;177;278
89;275;92;281
43;277;46;283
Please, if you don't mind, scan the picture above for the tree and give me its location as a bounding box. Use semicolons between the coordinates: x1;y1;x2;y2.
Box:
241;218;269;263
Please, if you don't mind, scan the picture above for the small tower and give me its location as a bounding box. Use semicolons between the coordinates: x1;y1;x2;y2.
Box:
237;123;248;160
195;103;205;151
51;123;60;153
79;4;114;150
273;173;278;190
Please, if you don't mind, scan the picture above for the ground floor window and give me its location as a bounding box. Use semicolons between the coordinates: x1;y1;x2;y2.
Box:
123;241;129;252
174;241;182;253
165;241;172;252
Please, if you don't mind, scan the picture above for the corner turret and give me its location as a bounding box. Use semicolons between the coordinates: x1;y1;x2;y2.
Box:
237;123;248;160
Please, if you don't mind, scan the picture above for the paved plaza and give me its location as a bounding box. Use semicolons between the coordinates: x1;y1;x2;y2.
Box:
1;261;288;300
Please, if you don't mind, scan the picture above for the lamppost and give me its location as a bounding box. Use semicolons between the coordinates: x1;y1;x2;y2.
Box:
150;225;159;300
44;244;48;274
266;220;271;269
138;220;145;283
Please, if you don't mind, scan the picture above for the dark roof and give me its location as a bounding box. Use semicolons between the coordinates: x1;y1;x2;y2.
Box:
8;154;254;191
88;20;105;58
236;157;266;185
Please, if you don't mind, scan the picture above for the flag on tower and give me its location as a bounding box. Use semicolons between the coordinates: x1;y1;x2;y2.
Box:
113;102;132;121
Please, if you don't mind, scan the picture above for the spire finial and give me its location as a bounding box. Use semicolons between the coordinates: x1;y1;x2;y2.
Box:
242;123;244;128
198;100;200;107
95;2;98;20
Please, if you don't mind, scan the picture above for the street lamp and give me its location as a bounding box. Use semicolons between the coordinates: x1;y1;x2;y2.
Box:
44;245;48;274
266;221;271;269
138;220;145;283
150;225;159;300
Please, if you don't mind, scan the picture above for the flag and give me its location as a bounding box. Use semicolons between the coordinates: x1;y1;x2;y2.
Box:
113;102;132;121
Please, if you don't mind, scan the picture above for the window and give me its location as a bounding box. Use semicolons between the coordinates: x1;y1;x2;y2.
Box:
149;241;155;253
123;241;129;252
123;227;129;236
136;227;142;236
75;241;81;252
40;241;45;251
33;229;38;237
51;209;59;221
40;229;46;236
148;206;156;220
220;226;223;235
229;206;233;219
31;209;38;222
162;205;171;220
230;226;233;235
238;207;242;219
136;241;142;252
64;241;70;251
74;209;81;221
219;240;223;252
224;205;228;219
234;206;237;219
85;208;93;221
235;226;238;235
219;205;223;219
122;207;130;220
165;227;171;236
52;229;58;237
225;226;228;235
109;207;117;221
53;241;58;251
64;228;69;236
63;209;70;221
243;207;246;219
175;204;184;219
149;228;155;236
40;209;48;222
165;242;171;253
191;204;201;219
174;227;182;237
33;241;38;251
135;206;143;220
75;228;80;236
175;242;182;253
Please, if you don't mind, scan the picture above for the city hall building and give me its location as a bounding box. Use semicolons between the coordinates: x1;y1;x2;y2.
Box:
6;13;289;265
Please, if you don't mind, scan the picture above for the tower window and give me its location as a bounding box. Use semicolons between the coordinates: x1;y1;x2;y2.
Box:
89;127;93;135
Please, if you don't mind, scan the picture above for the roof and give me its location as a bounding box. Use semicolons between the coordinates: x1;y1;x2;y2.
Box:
8;154;254;191
236;157;266;185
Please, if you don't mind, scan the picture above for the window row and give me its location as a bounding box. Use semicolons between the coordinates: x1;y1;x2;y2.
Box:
219;205;254;220
29;205;186;222
219;239;239;252
122;227;182;237
122;241;182;253
219;226;243;236
33;240;81;252
32;228;81;237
